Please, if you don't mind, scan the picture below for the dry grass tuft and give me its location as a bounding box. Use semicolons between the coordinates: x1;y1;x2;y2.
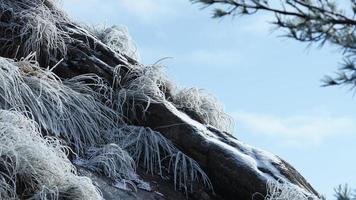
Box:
172;88;234;134
263;180;321;200
106;125;213;195
0;110;103;200
0;57;118;153
0;0;71;65
88;25;140;61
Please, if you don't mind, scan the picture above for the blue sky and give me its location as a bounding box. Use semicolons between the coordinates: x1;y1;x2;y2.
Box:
62;0;356;198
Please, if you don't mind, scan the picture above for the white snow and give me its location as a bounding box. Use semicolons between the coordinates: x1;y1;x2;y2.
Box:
165;101;219;138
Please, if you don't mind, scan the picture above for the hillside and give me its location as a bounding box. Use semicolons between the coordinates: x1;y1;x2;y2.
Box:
0;1;321;199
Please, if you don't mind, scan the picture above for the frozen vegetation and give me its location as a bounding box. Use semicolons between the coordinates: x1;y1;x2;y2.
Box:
88;25;140;61
0;47;213;199
264;180;320;200
172;88;234;134
0;110;103;200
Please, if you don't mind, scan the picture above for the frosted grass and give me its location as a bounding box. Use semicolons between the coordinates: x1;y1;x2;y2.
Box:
0;110;103;200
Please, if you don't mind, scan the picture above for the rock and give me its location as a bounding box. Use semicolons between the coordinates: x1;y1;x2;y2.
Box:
78;167;138;200
142;102;319;200
77;167;188;200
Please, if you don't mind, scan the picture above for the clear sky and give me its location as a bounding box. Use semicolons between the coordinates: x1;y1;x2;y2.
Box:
62;0;356;198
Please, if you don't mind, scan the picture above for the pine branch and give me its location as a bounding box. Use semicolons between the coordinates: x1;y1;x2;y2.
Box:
191;0;356;90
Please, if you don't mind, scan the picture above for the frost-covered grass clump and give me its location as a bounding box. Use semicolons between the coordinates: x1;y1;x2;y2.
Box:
89;25;140;61
0;57;118;153
0;0;70;65
76;144;136;181
0;110;103;200
107;126;175;175
264;180;321;200
112;64;173;122
105;125;213;195
172;88;234;134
